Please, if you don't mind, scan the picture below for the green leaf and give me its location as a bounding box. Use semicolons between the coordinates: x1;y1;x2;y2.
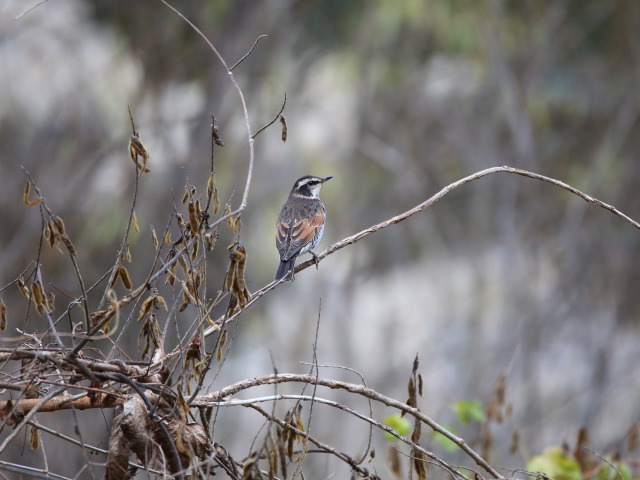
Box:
382;414;412;441
452;400;486;424
526;447;582;480
432;425;459;452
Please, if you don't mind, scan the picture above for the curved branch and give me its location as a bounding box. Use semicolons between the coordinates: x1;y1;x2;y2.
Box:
196;373;502;478
201;393;467;479
159;0;254;212
296;165;640;272
197;164;640;339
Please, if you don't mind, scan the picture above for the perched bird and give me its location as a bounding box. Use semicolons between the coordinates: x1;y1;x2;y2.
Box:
275;175;332;281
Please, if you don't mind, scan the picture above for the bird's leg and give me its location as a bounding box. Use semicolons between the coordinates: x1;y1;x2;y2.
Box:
310;251;319;270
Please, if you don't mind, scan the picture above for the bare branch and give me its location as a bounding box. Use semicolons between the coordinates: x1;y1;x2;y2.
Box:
197;373;503;478
160;0;255;210
252;92;287;139
295;165;640;273
231;34;268;70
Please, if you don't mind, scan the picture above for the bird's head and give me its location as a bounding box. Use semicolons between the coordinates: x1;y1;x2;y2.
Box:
291;175;332;198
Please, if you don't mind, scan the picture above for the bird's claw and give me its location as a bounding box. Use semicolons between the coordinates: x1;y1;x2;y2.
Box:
310;251;319;270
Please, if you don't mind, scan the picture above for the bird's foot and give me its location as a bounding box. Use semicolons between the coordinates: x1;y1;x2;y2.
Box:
310;251;319;270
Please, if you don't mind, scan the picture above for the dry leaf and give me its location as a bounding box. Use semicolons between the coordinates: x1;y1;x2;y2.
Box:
23;182;42;206
280;115;288;143
0;298;7;331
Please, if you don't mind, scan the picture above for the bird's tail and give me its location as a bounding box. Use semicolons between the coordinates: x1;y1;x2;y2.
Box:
275;258;296;281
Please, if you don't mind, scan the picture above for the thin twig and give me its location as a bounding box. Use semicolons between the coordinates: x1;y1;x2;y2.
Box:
252;92;287;139
202;393;463;478
248;403;373;478
584;446;625;480
230;34;268;70
0;387;66;454
159;0;255;211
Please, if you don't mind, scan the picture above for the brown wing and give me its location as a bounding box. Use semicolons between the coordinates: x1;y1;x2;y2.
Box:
276;200;325;261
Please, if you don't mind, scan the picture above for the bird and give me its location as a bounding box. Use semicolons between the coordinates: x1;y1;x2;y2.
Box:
275;175;332;281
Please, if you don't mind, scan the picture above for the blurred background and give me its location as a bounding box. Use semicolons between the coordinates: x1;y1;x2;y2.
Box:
1;0;640;478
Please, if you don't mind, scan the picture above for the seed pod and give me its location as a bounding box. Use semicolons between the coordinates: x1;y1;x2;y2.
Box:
150;226;159;250
23;182;42;206
132;211;139;233
188;201;200;233
280;115;288;143
31;280;47;315
0;298;7;331
17;277;30;299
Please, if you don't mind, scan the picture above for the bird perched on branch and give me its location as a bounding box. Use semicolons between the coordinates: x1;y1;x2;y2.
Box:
275;175;332;281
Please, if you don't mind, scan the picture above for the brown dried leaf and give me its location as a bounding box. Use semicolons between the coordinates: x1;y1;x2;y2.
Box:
207;174;215;196
47;220;58;248
509;430;520;455
204;231;218;252
233;216;242;234
627;424;639;452
411;448;428;480
164;231;172;245
132;211;139;233
388;445;402;479
129;133;151;173
280;115;287;143
31;280;46;315
61;235;77;256
190;237;199;261
52;217;77;256
52;216;66;235
0;298;7;331
482;427;493;460
150;226;159;250
115;265;133;290
188;201;199;234
574;427;590;471
138;313;161;358
29;424;39;450
211;120;224;147
17;277;30;299
23;182;42;206
45;292;55;314
156;295;168;311
139;296;154;319
216;329;227;361
407;377;416;408
181;185;190;205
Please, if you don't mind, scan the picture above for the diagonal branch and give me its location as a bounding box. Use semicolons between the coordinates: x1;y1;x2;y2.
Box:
295;165;640;272
196;164;640;340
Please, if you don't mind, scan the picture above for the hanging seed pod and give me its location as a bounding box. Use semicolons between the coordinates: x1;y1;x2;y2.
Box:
31;280;47;315
132;211;139;233
0;298;7;331
23;182;42;206
129;133;151;173
280;115;288;143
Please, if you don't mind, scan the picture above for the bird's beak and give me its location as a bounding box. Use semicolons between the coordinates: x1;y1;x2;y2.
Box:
321;176;333;183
